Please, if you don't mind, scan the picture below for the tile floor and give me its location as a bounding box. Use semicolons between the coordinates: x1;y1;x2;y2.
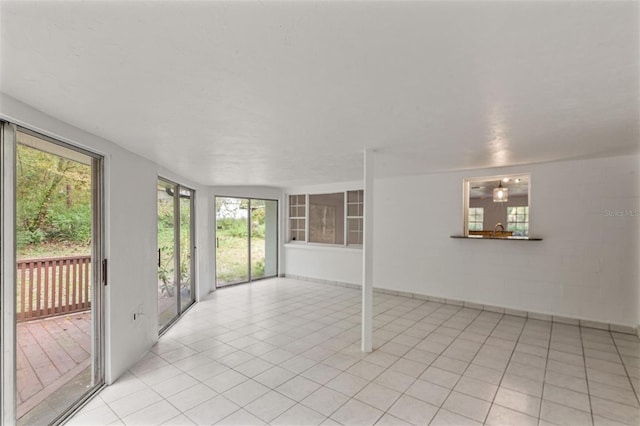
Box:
68;278;640;425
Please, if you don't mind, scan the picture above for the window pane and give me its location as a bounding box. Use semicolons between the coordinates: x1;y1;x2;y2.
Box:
347;190;362;203
347;218;363;245
468;207;484;232
289;219;304;241
506;205;528;236
289;194;306;241
309;193;344;244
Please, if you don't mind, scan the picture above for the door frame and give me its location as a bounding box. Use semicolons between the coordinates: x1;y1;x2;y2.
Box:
1;121;18;425
1;123;106;425
214;196;279;288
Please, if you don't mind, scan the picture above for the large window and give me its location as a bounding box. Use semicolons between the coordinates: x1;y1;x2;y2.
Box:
468;207;484;231
507;206;529;236
288;190;363;246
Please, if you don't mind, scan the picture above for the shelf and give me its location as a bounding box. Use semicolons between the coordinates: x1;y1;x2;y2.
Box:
450;235;542;241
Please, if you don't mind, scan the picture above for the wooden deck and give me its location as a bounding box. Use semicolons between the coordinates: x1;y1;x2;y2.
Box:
17;311;91;418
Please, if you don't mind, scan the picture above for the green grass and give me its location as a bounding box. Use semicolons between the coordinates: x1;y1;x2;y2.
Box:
216;235;266;285
17;241;90;260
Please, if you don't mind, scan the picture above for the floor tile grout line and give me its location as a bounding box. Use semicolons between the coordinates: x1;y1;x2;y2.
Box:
479;316;530;425
609;330;640;406
287;300;461;424
199;285;495;424
208;284;381;424
244;296;497;424
536;322;554;423
425;309;506;425
318;302;466;424
173;284;358;425
70;279;640;426
579;326;596;426
368;303;470;425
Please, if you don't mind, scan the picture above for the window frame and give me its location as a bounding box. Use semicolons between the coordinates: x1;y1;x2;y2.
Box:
463;173;531;238
507;205;529;236
346;190;364;246
467;207;484;232
287;189;364;247
288;194;307;242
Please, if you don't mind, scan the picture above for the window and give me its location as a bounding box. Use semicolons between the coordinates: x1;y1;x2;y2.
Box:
347;190;364;245
507;206;529;236
289;194;306;241
468;207;484;231
288;190;364;246
463;174;531;239
309;193;344;244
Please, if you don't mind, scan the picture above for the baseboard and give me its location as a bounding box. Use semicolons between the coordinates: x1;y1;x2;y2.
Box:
283;274;638;336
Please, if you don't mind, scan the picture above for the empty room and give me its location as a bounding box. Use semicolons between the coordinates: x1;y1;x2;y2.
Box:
0;0;638;425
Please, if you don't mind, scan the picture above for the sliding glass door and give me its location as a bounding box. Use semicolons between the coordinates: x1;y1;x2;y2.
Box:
157;179;195;332
215;197;277;287
2;123;105;425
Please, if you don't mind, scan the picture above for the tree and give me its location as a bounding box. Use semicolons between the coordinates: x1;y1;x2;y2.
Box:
16;144;92;249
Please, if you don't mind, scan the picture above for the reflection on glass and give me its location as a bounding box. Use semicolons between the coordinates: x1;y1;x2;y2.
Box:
309;193;344;244
251;199;278;280
251;200;266;280
262;200;278;278
466;175;530;238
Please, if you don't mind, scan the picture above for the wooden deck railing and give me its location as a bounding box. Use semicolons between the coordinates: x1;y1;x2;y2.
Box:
16;255;92;322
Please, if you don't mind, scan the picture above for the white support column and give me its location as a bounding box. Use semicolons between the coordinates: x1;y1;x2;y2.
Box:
361;149;374;353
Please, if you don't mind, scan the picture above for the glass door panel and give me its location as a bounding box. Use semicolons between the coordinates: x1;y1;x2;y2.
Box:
179;188;194;312
157;180;177;329
251;199;278;280
215;197;249;286
250;200;266;279
14;129;103;425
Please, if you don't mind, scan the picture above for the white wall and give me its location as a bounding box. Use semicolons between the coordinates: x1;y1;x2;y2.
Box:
1;94;212;383
374;155;640;328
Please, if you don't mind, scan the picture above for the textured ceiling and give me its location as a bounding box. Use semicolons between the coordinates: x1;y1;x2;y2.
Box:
1;0;638;187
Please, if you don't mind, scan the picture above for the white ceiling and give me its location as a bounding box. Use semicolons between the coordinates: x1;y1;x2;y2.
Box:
1;0;638;187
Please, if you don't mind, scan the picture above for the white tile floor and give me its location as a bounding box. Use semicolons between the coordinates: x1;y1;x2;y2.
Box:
68;278;640;426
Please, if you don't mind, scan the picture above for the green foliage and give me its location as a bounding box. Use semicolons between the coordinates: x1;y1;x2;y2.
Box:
157;188;193;289
48;204;92;242
217;218;248;238
16;144;92;253
253;260;265;278
17;229;45;248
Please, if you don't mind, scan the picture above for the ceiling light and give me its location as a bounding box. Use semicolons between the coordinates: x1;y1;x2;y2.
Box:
502;177;510;182
493;181;508;202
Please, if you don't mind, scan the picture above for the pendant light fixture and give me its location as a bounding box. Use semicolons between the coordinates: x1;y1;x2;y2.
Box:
493;181;508;202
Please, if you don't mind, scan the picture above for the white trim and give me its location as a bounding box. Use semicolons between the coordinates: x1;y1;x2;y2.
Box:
361;149;373;353
283;242;362;253
1;122;17;424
